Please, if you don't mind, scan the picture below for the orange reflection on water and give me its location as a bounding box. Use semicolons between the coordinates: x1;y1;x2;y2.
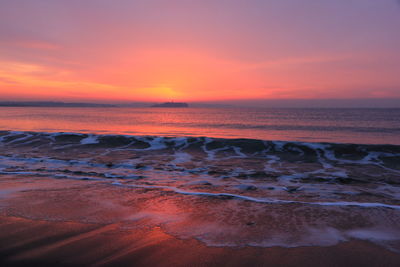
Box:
0;106;398;144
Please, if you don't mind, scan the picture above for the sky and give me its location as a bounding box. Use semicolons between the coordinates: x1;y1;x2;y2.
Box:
0;0;400;104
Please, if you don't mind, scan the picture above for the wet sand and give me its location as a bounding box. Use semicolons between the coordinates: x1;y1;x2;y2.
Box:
2;215;400;267
0;175;400;267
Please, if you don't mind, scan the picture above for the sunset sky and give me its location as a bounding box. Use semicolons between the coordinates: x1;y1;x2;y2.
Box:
0;0;400;103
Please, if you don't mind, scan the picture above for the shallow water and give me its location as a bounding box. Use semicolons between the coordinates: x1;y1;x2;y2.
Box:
0;107;399;144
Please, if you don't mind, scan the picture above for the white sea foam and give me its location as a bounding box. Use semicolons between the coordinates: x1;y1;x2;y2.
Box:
80;135;99;145
232;146;246;157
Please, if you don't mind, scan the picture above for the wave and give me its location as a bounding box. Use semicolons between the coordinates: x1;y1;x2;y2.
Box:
1;130;399;194
1;130;399;162
2;129;400;149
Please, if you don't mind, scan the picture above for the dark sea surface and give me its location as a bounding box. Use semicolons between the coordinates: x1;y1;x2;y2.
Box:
0;107;399;144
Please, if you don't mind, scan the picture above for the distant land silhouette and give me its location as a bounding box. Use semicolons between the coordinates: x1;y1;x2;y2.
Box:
1;98;399;108
0;101;116;107
151;102;189;108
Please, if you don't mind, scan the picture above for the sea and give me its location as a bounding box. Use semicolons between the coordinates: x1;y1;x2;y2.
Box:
0;107;399;144
0;107;400;250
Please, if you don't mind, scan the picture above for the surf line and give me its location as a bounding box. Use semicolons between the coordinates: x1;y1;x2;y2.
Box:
111;182;400;210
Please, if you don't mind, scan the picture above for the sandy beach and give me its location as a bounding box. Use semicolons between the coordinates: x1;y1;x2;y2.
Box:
1;172;400;267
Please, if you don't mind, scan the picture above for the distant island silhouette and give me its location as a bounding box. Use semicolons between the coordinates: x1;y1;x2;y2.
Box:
151;102;189;108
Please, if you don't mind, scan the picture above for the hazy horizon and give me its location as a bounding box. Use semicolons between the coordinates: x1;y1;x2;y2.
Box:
1;98;399;108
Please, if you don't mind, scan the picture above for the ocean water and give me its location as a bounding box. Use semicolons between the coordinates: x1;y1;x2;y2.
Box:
0;107;399;144
0;107;400;251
